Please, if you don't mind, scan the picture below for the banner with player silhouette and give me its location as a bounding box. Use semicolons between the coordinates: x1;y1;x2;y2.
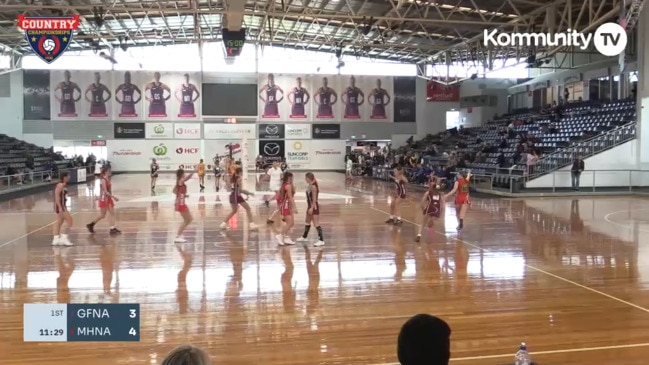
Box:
256;74;394;122
140;71;202;121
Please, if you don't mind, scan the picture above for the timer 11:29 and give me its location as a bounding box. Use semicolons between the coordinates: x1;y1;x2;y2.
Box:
40;329;64;336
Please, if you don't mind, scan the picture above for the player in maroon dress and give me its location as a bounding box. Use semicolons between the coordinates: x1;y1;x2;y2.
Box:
115;71;142;117
315;77;337;118
415;178;445;242
342;76;364;119
369;78;391;119
145;72;171;117
174;168;194;243
85;72;110;117
53;172;74;246
219;167;258;231
175;73;199;117
86;167;122;235
296;172;325;247
288;77;309;118
259;73;283;118
55;70;81;117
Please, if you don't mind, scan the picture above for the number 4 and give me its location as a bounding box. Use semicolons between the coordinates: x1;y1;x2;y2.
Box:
129;309;137;318
129;327;137;336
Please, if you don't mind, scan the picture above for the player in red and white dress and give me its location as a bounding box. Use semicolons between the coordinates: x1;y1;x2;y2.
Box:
385;166;408;225
275;172;297;246
86;167;122;235
416;178;445;242
445;170;471;230
174;168;194;243
53;172;74;246
296;172;325;247
219;167;258;231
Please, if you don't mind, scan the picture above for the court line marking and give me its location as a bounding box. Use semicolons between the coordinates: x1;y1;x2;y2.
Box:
369;206;649;315
0;212;80;249
373;342;649;363
604;208;649;232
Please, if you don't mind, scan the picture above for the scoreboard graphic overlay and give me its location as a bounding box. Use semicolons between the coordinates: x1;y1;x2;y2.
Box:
24;303;140;342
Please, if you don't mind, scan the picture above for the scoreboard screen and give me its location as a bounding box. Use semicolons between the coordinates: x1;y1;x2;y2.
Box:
222;28;246;57
23;303;140;342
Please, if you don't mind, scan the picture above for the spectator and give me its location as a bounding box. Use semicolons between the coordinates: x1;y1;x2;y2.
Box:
497;150;506;168
571;155;584;190
526;150;538;175
397;314;451;365
161;345;211;365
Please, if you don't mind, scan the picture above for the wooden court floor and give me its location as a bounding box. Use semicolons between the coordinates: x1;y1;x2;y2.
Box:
2;172;649;364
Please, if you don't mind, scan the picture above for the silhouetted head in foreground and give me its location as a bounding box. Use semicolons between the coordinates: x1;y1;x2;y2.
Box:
161;345;211;365
397;314;451;365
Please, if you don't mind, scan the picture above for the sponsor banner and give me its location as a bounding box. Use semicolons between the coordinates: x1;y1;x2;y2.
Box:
426;81;460;102
258;140;285;163
50;70;113;120
173;123;201;139
285;140;311;169
139;71;202;120
312;123;340;139
114;122;145;139
258;123;285;139
204;140;258;169
310;140;345;170
145;123;173;139
393;76;416;122
338;75;394;121
285;123;311;140
107;139;201;171
91;140;106;146
23;70;51;120
204;123;256;139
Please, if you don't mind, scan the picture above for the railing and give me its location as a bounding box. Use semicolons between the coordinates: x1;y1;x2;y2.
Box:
529;121;636;179
0;168;80;194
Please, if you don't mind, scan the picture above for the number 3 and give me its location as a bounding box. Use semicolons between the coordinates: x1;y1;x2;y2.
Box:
129;309;137;318
129;327;137;336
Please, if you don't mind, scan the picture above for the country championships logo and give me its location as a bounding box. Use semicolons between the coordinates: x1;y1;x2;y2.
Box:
154;124;165;134
17;15;80;63
153;144;168;156
264;143;281;156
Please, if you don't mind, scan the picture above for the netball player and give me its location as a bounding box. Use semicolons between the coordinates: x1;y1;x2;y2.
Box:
342;76;364;119
219;167;258;231
369;78;391;119
296;172;325;247
53;172;73;246
115;71;141;117
345;157;353;181
145;71;171;117
197;159;206;191
258;166;271;207
445;170;472;230
174;168;194;243
55;70;81;117
276;172;297;246
85;72;110;117
259;73;284;117
415;178;444;243
86;167;121;235
315;77;337;118
266;161;283;224
385;166;408;225
150;158;159;191
213;158;223;192
175;73;199;117
288;77;310;118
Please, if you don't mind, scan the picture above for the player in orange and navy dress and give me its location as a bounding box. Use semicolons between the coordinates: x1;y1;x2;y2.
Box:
53;172;74;246
386;166;408;225
416;178;444;242
276;172;297;246
197;159;206;191
297;172;325;247
86;167;122;235
219;167;258;231
445;170;472;230
174;168;194;243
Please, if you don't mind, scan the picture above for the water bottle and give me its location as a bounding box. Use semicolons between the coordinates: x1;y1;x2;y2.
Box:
514;342;531;365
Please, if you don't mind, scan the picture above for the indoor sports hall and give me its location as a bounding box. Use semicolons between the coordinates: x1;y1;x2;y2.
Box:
2;0;649;364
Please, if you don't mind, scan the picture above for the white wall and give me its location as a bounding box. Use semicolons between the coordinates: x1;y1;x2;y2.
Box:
23;133;53;148
0;70;23;139
526;140;640;188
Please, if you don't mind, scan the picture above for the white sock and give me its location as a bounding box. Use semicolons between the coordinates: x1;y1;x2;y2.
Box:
397;217;401;220
389;215;394;219
53;235;60;240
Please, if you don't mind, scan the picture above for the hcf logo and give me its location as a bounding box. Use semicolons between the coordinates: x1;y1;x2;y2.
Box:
175;147;199;154
483;22;627;57
153;144;167;156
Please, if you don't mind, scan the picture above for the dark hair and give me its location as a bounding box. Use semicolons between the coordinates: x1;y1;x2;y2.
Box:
282;172;293;183
59;172;69;181
100;167;109;176
235;167;243;175
305;172;315;182
200;159;203;163
397;314;451;365
161;345;211;365
176;168;184;180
